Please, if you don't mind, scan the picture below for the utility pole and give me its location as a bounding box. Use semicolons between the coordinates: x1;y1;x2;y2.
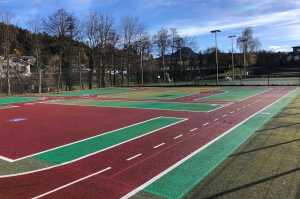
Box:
228;35;236;80
211;30;221;84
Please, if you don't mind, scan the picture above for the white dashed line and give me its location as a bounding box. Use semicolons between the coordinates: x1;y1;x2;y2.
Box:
237;109;240;111
190;128;197;132
174;135;183;139
127;154;142;161
153;143;165;149
214;118;219;121
203;123;209;126
230;111;234;113
223;114;227;117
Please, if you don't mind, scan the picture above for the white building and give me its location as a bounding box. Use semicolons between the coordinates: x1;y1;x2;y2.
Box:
0;55;34;77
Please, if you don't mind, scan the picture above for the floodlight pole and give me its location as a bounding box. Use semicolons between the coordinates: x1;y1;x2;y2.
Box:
163;44;165;83
228;35;236;80
241;38;248;79
179;47;182;79
211;30;221;84
139;39;144;86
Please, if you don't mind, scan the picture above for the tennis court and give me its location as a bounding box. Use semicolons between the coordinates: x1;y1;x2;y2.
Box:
0;86;298;198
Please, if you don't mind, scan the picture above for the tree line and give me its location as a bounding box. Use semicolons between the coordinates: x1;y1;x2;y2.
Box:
0;8;286;95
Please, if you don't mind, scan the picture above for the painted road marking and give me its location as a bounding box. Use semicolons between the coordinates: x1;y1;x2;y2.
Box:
237;109;240;111
32;167;111;199
230;111;234;113
223;114;227;117
127;154;142;161
190;128;197;132
203;123;209;126
174;135;183;139
214;118;219;121
154;143;165;149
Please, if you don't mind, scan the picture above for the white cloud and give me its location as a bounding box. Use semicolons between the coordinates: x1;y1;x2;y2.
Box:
133;0;180;10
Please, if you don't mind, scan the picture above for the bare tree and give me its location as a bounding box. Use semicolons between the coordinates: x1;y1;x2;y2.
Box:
0;8;17;96
236;27;261;70
181;34;198;52
26;15;42;94
43;8;78;91
82;11;100;89
237;27;261;53
153;27;171;82
119;13;145;86
96;11;115;88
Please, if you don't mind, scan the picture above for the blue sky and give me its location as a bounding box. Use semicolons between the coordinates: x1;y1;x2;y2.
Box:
1;0;300;53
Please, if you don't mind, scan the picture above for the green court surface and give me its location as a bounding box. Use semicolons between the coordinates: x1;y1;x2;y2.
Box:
138;89;300;199
0;97;43;105
50;99;221;112
199;88;268;101
105;91;198;99
33;117;184;164
43;88;131;97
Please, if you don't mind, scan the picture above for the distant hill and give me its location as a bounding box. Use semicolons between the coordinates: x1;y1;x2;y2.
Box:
164;47;199;61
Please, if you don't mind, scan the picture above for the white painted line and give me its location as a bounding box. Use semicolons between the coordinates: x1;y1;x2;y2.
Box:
237;109;240;111
223;114;227;117
127;154;142;161
230;111;234;113
243;106;246;108
190;128;197;132
154;143;165;149
203;123;209;126
214;118;219;121
174;135;183;139
0;156;13;162
32;167;111;199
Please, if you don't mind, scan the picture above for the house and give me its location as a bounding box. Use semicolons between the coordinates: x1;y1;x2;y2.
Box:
0;55;35;77
292;46;300;61
281;46;300;63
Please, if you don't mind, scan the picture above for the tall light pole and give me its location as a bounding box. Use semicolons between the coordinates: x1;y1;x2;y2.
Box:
179;47;182;79
241;38;248;79
162;44;165;82
211;30;221;84
228;35;236;80
139;39;144;86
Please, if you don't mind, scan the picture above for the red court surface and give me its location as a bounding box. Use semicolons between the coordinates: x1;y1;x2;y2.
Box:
0;86;296;198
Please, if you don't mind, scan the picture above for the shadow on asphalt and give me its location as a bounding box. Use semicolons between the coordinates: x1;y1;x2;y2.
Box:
202;167;300;199
229;138;300;157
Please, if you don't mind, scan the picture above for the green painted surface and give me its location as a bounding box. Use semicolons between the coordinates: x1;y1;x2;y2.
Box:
33;117;183;164
94;100;220;112
142;89;299;199
0;97;43;105
105;91;197;99
44;88;131;96
199;88;268;101
59;100;221;112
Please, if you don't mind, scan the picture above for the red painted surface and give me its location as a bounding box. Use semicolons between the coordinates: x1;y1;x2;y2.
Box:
0;87;295;198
